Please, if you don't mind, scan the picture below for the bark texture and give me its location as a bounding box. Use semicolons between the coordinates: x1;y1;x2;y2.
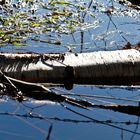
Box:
0;49;140;85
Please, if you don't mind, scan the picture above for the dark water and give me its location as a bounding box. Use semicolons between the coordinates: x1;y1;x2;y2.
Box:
1;0;140;140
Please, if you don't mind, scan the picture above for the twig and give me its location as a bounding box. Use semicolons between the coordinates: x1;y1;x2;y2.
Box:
46;124;53;140
0;75;94;109
0;70;23;101
52;88;140;103
61;103;140;136
0;112;140;125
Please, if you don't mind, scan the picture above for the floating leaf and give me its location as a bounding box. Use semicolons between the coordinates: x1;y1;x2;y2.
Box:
12;42;26;46
50;1;72;5
31;22;41;27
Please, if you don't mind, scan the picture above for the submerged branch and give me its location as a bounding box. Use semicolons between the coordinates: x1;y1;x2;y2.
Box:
93;104;140;117
0;111;139;125
61;103;140;136
2;73;140;117
0;72;94;109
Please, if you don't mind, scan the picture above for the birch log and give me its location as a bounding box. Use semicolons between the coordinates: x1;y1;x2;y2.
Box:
0;49;140;86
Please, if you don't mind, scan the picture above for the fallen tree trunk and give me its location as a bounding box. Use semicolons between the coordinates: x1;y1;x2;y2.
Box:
0;49;140;86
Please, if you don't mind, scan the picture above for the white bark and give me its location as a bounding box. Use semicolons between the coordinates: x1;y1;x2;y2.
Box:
0;49;140;85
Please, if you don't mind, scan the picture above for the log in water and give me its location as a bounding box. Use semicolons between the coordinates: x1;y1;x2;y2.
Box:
0;49;140;86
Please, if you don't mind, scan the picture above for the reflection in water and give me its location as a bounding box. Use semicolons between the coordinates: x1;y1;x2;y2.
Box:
80;31;84;53
0;82;140;140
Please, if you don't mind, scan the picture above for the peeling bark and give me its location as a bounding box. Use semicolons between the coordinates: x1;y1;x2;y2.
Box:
0;49;140;85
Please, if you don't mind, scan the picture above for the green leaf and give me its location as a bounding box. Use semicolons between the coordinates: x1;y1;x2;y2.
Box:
51;1;71;5
12;42;27;46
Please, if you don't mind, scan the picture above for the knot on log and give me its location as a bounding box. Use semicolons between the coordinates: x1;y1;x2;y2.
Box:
64;66;74;90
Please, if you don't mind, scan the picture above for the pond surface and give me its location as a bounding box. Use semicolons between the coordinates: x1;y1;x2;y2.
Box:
0;86;140;140
0;0;140;140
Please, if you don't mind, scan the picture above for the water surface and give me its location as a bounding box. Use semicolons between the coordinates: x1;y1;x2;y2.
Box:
0;0;140;140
